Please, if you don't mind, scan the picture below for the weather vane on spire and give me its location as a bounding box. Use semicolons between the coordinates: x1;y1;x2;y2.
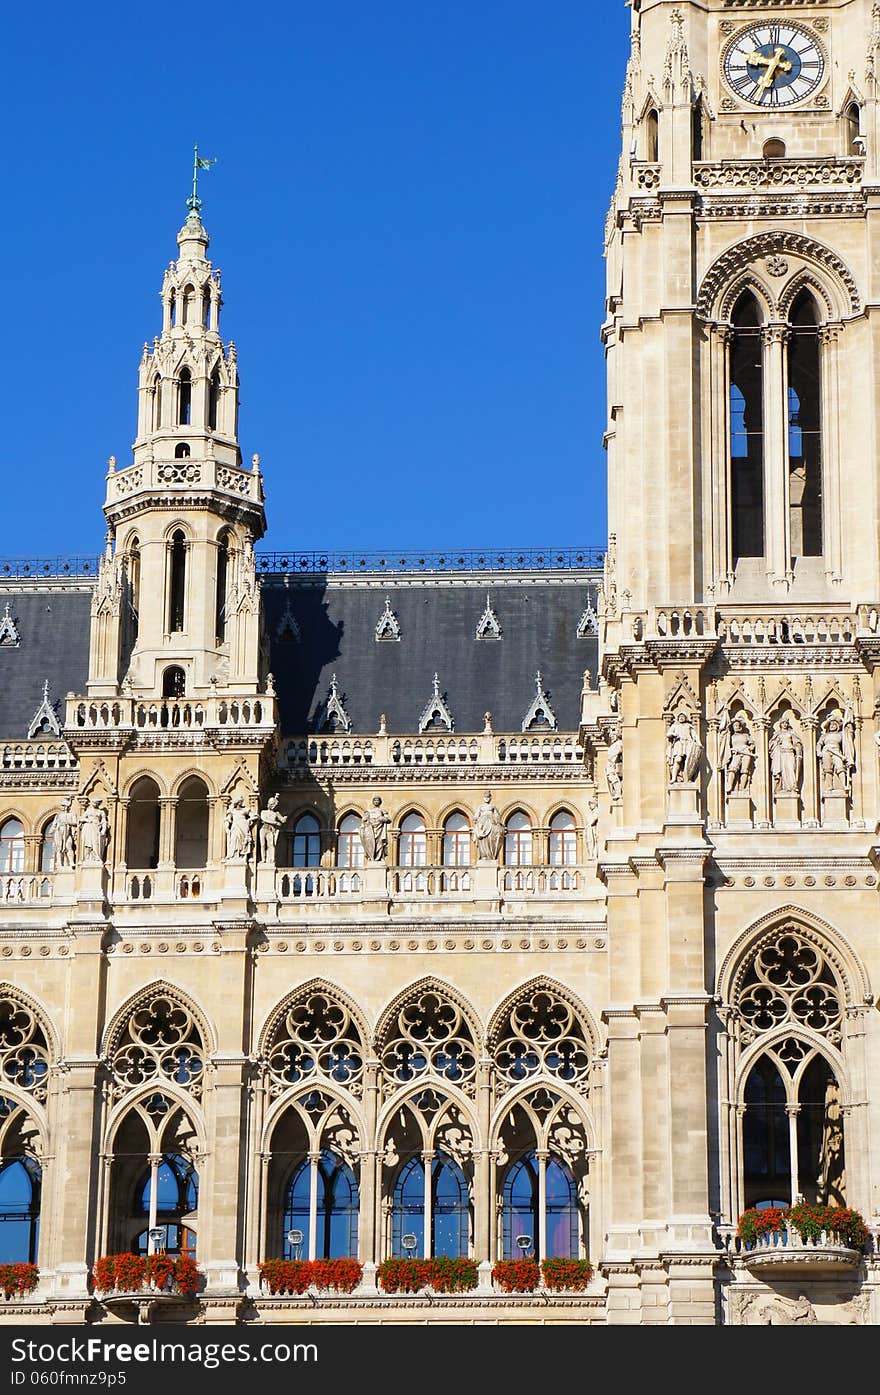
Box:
187;143;218;216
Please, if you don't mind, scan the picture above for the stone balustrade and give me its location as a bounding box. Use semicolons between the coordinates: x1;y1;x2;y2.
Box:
283;733;583;769
718;611;856;646
0;874;54;903
67;694;276;732
107;456;261;503
1;742;76;770
693;157;864;191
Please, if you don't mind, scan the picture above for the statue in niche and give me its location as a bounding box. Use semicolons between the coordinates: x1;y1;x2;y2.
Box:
817;707;856;795
769;716;804;795
718;708;756;794
666;711;703;784
53;796;78;869
225;795;256;860
359;795;391;862
605;731;623;804
473;791;503;861
79;797;109;865
258;793;287;865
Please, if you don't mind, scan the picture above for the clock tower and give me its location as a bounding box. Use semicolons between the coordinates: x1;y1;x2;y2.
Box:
588;0;880;1323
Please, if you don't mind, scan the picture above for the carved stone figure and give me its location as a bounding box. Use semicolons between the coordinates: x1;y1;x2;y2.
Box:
79;797;109;865
258;793;287;865
359;795;391;862
741;1292;817;1326
719;711;756;794
225;795;255;860
666;712;703;784
586;793;599;860
817;706;856;795
53;797;78;869
605;732;623;803
770;717;804;794
473;791;503;861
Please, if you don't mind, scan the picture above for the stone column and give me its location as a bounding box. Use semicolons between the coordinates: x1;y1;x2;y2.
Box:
422;1151;434;1259
475;1060;492;1281
762;325;791;589
820;324;844;584
307;1151;321;1261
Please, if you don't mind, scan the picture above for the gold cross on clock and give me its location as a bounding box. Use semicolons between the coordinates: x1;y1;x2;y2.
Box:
747;47;793;95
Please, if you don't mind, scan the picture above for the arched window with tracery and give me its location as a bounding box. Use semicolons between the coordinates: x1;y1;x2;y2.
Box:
489;983;594;1262
107;993;205;1101
729;928;848;1213
0;996;50;1102
379;989;476;1090
729;292;764;561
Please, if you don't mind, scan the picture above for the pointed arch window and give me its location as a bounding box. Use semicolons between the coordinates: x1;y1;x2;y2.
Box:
845;101;861;154
215;532;230;645
174;776;209;869
284;1150;359;1259
504;811;532;867
208;370;220;432
0;1157;41;1264
125;538;140;645
442;812;471;867
177;369;192;427
152;375;163;431
692;99;703;162
549;810;576;866
40;818;56;874
126;777;161;870
645;109;659;162
181;285;196;327
787;291;822;558
399;813;427;868
729;293;765;561
291;813;320;868
167;530;187;633
0;820;24;874
337;813;363;869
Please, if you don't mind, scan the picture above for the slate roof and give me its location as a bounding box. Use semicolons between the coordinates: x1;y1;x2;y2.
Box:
265;575;599;736
0;572;600;740
0;590;91;740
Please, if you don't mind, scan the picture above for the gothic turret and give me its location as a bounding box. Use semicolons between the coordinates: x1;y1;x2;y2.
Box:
89;195;267;699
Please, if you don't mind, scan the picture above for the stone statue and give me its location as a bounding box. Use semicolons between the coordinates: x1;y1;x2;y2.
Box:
770;717;804;795
225;795;256;860
473;791;503;861
586;793;599;860
817;707;856;795
666;712;703;784
719;710;756;794
258;793;287;865
52;796;78;869
79;797;109;865
605;732;623;804
359;795;391;862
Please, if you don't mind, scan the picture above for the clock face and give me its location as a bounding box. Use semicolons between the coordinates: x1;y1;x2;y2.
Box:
723;22;825;107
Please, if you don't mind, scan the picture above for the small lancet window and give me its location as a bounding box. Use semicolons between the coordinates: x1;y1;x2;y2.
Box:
645;109;659;162
729;293;765;562
215;532;230;645
763;139;786;160
167;530;187;634
178;369;192;427
207;370;220;432
174;442;190;459
181;285;196;326
692;99;703;162
126;538;140;643
202;289;211;328
153;374;163;431
845;102;861;155
788;291;823;559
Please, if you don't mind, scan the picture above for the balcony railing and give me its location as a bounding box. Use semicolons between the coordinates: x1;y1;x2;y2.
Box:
284;733;584;769
107;457;262;504
67;694;276;732
0;874;54;903
729;1227;864;1272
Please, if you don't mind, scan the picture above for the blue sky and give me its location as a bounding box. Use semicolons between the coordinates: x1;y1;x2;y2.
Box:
0;2;629;558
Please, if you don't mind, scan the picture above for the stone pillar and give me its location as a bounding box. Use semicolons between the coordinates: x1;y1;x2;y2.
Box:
762;325;791;589
475;1059;492;1283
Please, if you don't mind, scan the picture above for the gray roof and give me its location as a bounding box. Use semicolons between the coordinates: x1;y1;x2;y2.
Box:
0;590;91;739
265;576;599;735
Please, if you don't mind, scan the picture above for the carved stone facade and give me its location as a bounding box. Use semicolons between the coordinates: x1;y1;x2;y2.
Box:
2;0;880;1328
